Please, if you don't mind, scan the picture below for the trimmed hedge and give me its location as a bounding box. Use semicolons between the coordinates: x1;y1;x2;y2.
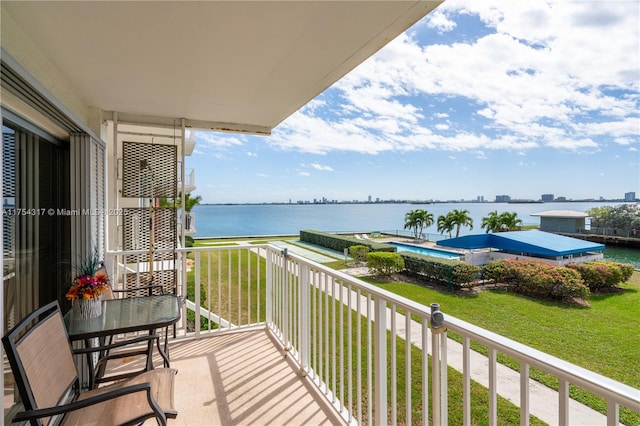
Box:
367;252;404;277
482;259;589;302
299;230;396;253
566;260;635;291
400;252;481;290
349;245;370;262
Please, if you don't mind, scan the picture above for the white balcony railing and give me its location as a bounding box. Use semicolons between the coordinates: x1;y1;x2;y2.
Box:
182;168;195;193
106;245;640;426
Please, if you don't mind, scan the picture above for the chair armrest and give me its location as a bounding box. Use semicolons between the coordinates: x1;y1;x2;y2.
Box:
12;382;166;425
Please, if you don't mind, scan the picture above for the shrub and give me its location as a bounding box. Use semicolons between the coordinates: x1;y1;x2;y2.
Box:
367;252;404;277
482;259;514;283
567;260;634;291
349;245;369;262
482;259;589;302
300;230;395;253
185;235;195;247
400;252;481;289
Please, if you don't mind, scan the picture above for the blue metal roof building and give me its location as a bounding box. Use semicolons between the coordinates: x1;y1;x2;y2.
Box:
436;230;605;259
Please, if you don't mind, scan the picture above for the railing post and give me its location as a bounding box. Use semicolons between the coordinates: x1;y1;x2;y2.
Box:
266;247;273;325
374;296;387;426
194;251;201;338
282;248;289;351
299;263;310;372
430;303;446;426
607;400;619;426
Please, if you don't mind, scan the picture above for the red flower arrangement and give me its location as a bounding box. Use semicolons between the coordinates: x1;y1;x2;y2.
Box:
65;250;110;301
65;272;110;300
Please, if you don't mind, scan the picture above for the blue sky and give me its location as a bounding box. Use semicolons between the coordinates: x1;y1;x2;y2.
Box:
187;1;640;204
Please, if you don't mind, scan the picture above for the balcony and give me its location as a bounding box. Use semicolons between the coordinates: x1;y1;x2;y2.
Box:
98;245;639;425
181;168;196;194
184;133;196;157
183;212;196;235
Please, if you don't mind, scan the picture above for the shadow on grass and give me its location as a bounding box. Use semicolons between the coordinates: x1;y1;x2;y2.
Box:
588;285;637;301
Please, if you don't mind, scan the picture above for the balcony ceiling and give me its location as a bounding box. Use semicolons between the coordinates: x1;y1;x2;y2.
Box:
2;1;441;134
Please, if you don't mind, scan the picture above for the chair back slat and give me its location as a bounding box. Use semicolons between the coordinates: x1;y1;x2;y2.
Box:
3;301;77;425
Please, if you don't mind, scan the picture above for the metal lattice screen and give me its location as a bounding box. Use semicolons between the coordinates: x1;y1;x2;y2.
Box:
122;207;177;294
120;140;178;295
124;270;177;297
122;142;177;198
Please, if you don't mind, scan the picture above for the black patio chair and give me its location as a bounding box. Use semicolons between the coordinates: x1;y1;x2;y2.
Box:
2;301;177;425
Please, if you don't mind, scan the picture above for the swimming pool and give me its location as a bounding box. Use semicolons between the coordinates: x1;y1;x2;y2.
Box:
389;242;461;259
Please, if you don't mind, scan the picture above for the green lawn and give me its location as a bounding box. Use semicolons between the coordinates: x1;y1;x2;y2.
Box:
363;272;640;425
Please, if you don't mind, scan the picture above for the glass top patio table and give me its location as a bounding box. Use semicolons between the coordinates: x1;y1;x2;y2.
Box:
64;294;180;341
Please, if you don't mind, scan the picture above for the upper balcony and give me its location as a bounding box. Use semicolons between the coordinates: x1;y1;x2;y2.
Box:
184;133;196;157
183;212;196;236
88;244;640;426
181;168;196;194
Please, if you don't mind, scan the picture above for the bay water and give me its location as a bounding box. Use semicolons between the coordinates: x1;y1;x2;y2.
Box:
192;201;640;268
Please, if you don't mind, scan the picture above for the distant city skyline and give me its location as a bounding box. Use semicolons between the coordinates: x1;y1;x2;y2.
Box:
205;191;638;206
187;1;639;204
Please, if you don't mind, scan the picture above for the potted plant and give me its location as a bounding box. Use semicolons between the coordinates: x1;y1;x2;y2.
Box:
65;250;110;319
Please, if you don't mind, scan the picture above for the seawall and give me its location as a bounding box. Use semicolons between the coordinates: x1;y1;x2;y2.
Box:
557;233;640;249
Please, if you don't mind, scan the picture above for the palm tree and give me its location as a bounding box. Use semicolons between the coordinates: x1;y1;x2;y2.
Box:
437;213;455;238
449;209;473;237
499;211;522;231
404;209;433;240
160;193;202;212
404;210;420;239
418;209;435;240
481;210;502;233
183;193;202;212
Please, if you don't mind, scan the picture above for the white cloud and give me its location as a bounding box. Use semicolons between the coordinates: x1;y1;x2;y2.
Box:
544;138;598;150
310;163;334;172
246;151;257;157
195;132;244;147
301;162;334;172
298;171;310;177
268;1;638;159
426;10;457;33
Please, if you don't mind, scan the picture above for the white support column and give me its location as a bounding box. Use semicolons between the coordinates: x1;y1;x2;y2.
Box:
432;328;441;425
299;263;310;372
430;303;446;426
559;379;569;426
440;333;448;426
282;249;289;351
374;297;387;426
265;247;273;325
489;348;497;426
463;337;471;426
194;251;201;338
520;361;530;426
607;400;620;426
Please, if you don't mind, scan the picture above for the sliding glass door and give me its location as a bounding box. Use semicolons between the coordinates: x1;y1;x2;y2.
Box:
2;120;70;333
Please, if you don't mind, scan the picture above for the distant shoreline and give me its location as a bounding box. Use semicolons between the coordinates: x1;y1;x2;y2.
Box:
198;200;635;206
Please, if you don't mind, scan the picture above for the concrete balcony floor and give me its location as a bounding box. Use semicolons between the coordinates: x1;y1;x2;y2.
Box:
153;328;344;425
